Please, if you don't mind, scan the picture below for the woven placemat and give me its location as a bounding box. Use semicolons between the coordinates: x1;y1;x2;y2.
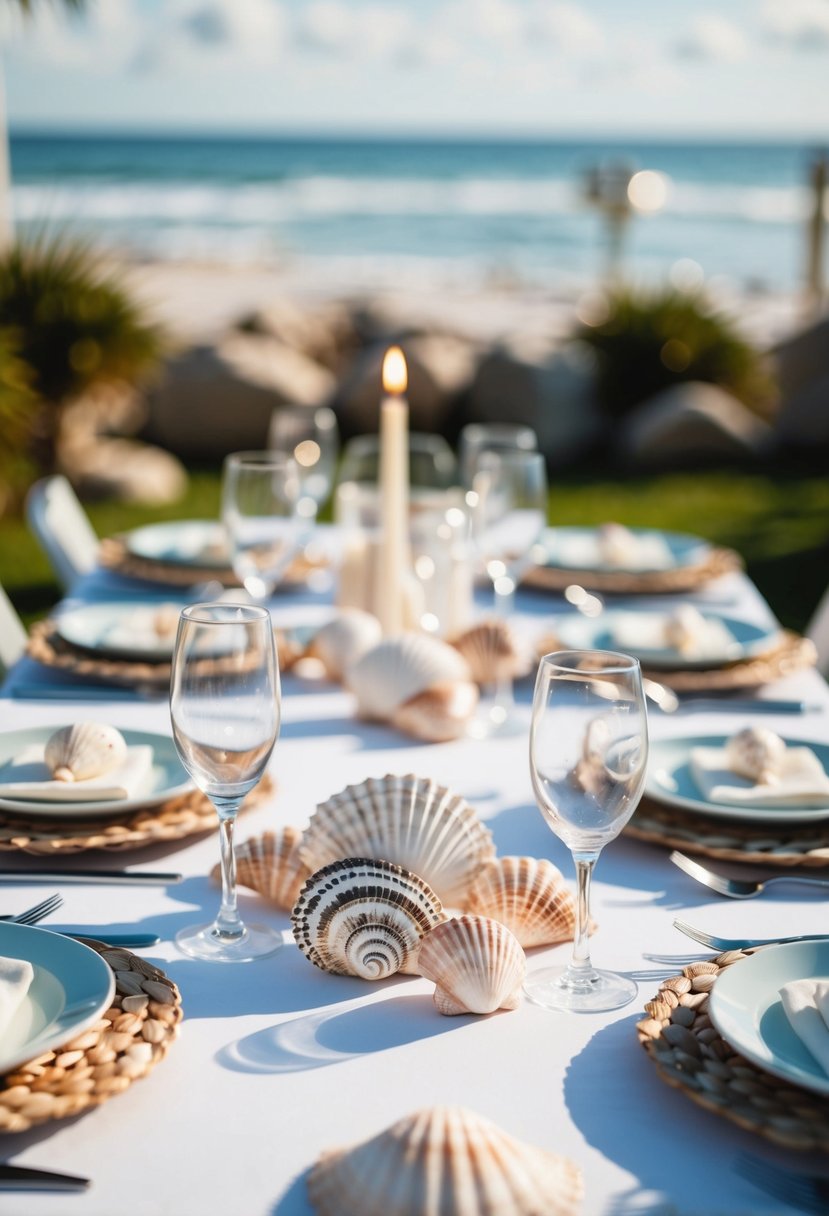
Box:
0;942;182;1132
99;536;325;589
625;795;829;867
641;632;817;692
0;775;273;856
523;545;742;595
637;952;829;1151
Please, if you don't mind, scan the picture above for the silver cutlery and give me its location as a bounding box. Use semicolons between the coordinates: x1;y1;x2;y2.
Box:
0;1163;90;1192
44;929;161;948
0;869;182;885
1;893;64;924
7;685;159;701
673;918;829;951
670;850;829;899
735;1154;829;1214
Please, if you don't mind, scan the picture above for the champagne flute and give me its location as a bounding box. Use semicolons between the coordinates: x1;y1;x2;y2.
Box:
458;423;537;489
525;649;648;1011
221;451;300;601
170;602;282;962
268;404;339;529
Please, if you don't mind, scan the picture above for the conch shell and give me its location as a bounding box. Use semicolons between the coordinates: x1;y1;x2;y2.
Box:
300;773;496;909
212;827;309;911
725;726;787;784
307;1105;584;1216
291;857;444;980
464;856;576;949
307;609;382;682
44;722;128;783
416;914;526;1016
450;619;532;685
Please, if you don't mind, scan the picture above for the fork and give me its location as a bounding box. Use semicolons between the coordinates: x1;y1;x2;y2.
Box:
735;1154;829;1214
1;894;64;926
669;850;829;899
673;918;829;952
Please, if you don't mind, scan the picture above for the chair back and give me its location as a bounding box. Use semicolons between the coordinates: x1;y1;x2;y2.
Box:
0;583;26;677
806;585;829;678
26;475;98;590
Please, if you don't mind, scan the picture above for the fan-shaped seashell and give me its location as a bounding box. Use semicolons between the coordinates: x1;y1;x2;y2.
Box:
211;828;310;911
451;619;532;685
291;857;444;980
300;774;496;908
44;722;128;783
464;856;576;949
390;680;479;743
307;609;383;682
417;914;526;1016
346;633;472;721
308;1104;584;1216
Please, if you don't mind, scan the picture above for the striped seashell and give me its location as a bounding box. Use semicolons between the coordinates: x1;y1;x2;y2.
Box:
307;609;383;682
291;857;444;980
450;619;532;685
211;827;310;912
464;856;576;949
417;914;526;1016
308;1105;584;1216
300;773;496;909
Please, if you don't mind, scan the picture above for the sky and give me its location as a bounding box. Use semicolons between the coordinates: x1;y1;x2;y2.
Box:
3;0;829;137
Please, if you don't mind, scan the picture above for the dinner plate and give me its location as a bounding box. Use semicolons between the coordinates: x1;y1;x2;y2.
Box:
554;610;777;671
0;726;192;819
539;526;710;575
125;520;229;569
645;735;829;824
0;922;115;1075
55;602;182;662
708;940;829;1099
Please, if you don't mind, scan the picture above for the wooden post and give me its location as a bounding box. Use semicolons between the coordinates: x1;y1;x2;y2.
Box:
805;152;828;318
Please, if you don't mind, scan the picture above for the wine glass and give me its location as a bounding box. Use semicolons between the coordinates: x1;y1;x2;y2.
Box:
525;649;648;1012
170;602;282;962
458;423;537;488
268;404;339;529
221;451;300;601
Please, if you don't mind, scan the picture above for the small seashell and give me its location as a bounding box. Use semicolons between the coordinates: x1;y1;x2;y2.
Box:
307;1105;584;1216
346;633;472;721
291;857;444;980
308;609;383;682
663;605;708;655
300;773;496;908
44;722;128;783
211;827;310;912
390;680;479;743
725;726;787;784
450;619;532;685
417;914;526;1016
273;626;308;672
597;521;638;567
464;856;577;949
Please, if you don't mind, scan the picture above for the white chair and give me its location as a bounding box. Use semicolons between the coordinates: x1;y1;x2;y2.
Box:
0;583;27;678
806;584;829;678
25;475;99;590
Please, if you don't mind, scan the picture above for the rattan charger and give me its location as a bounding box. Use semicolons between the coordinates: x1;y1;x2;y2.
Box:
99;535;325;589
523;545;742;595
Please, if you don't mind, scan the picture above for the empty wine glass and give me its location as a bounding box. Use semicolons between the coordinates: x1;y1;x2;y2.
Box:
268;404;339;528
525;649;648;1012
221;451;300;600
170;603;282;962
459;423;537;489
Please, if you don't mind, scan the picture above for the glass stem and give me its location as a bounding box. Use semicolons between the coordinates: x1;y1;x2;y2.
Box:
214;802;244;940
492;576;516;715
566;853;599;987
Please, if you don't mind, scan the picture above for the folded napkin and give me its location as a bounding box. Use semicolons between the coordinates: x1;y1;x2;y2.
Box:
690;744;829;808
0;956;35;1040
102;605;179;654
555;530;674;572
780;978;829;1076
609;612;735;658
0;743;154;803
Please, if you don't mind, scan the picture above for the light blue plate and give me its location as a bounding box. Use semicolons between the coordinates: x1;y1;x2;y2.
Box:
0;922;115;1075
0;725;192;819
126;520;228;569
555;610;778;671
56;601;181;662
645;735;829;824
709;940;829;1098
540;526;710;574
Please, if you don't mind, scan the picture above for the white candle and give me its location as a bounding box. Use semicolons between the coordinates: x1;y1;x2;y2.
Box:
376;346;409;635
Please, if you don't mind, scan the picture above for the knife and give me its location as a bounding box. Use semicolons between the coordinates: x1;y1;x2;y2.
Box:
0;870;182;885
0;1163;90;1191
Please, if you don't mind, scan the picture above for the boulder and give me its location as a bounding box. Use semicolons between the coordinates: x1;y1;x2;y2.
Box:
60;436;187;504
238;298;360;372
620;381;773;466
775;371;829;448
771;314;829;402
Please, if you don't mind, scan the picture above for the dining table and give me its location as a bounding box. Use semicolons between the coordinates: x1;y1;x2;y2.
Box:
0;540;827;1216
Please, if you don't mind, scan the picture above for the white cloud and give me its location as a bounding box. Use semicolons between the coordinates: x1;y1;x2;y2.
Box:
761;0;829;48
674;15;748;62
529;3;605;54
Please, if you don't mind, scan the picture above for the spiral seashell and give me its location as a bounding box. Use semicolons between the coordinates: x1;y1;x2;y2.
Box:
291;857;444;980
300;774;496;909
450;619;532;685
211;827;310;911
307;609;383;682
725;726;786;784
464;856;576;949
417;914;526;1016
346;633;473;722
308;1105;584;1216
44;722;128;783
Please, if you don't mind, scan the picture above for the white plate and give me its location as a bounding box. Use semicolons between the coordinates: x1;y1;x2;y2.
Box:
539;526;710;574
0;922;115;1075
0;726;192;819
709;940;829;1098
56;602;181;662
645;735;829;824
554;610;778;671
126;520;228;569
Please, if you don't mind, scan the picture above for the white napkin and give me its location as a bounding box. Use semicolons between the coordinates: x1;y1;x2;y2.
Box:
0;956;35;1040
780;978;829;1076
0;743;154;803
555;531;674;572
609;612;735;658
690;745;829;808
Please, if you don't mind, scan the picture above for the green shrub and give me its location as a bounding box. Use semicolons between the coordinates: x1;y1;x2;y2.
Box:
0;328;36;514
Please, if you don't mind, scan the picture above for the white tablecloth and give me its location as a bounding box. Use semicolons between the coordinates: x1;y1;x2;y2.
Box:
1;564;827;1215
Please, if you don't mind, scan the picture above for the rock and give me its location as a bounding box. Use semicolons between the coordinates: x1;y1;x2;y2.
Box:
238;298;359;372
775;371;829;447
60;436;187;504
771;314;829;401
620;381;773;466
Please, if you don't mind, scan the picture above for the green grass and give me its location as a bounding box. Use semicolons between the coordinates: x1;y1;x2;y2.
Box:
1;469;828;633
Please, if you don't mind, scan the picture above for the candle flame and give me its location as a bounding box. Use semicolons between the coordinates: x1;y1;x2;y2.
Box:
382;346;407;395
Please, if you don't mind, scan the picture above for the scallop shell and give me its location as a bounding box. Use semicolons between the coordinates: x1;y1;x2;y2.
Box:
211;828;310;911
308;609;383;682
300;774;496;908
291;856;444;980
451;619;532;685
390;680;479;743
43;722;128;783
464;856;576;949
346;633;472;720
308;1104;583;1216
417;914;526;1016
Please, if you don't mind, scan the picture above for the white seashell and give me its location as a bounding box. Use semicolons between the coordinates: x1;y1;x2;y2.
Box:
300;774;496;908
211;827;310;911
390;681;479;743
44;722;128;783
663;604;708;655
725;726;787;784
417;914;526;1016
597;521;638;567
308;609;383;682
308;1105;584;1216
291;857;444;980
451;619;532;685
464;856;577;949
346;633;472;721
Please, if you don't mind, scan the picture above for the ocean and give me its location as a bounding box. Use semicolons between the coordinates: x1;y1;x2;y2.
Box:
8;133;824;297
